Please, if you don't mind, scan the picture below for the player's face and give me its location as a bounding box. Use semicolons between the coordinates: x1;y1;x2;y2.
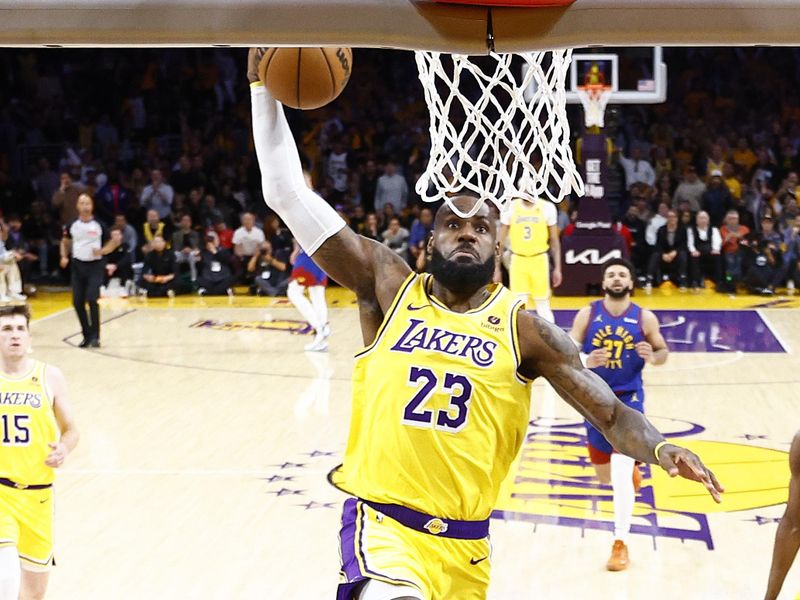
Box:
602;265;633;299
429;196;498;294
0;315;30;359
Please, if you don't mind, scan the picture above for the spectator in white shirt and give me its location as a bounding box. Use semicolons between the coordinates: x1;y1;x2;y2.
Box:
374;162;408;214
645;201;670;247
616;147;656;191
687;210;722;289
140;169;174;220
232;211;265;282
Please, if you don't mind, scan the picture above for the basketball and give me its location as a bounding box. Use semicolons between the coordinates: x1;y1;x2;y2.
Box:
258;47;352;110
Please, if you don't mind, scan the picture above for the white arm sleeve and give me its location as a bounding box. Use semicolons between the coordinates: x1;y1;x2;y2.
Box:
250;84;346;254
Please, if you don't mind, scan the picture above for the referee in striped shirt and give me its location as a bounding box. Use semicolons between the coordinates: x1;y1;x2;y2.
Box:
59;194;120;348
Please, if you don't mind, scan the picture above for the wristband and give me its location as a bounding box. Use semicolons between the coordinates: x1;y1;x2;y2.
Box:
654;440;668;462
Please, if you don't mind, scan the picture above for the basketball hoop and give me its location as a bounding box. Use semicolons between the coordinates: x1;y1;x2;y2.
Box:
414;50;584;218
576;83;613;129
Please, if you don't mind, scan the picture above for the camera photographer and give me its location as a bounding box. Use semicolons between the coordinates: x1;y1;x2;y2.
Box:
247;240;289;296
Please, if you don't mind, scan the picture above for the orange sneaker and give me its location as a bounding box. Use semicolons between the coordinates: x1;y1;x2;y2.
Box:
632;464;643;492
606;540;629;571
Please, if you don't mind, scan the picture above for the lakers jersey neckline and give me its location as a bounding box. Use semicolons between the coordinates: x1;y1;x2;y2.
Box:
423;274;502;316
0;359;38;382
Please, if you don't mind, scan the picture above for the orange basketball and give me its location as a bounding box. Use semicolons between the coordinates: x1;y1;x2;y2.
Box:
258;47;352;110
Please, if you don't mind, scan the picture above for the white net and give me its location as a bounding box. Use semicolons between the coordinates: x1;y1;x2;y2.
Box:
577;86;614;129
415;50;584;218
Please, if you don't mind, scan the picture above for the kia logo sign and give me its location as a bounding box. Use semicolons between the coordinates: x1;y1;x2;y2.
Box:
565;249;623;265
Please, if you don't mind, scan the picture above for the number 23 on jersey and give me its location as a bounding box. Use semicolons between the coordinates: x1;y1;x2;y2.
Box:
402;366;473;433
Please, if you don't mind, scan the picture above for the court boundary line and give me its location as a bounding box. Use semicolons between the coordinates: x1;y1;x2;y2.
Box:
61;309;138;347
756;308;792;354
32;307;71;324
48;308;800;386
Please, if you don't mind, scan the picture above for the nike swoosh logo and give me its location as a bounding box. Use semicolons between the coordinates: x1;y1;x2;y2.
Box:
470;556;488;565
407;303;430;311
39;499;49;503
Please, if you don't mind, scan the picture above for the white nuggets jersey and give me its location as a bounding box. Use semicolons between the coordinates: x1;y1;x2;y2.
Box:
340;273;532;520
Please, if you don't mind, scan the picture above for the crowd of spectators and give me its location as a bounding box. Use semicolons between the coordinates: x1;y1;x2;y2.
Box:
0;47;798;297
580;48;800;294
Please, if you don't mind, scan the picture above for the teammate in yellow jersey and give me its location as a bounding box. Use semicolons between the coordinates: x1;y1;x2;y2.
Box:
247;48;723;600
495;196;561;323
0;305;78;600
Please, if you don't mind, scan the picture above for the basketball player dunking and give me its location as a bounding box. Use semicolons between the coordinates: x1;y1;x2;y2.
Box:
0;305;79;600
247;49;723;600
570;258;668;572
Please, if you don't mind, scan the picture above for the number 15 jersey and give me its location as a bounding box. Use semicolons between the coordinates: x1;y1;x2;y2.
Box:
0;361;58;486
340;273;532;521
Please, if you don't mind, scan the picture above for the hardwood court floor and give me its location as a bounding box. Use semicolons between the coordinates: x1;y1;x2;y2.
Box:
23;289;800;599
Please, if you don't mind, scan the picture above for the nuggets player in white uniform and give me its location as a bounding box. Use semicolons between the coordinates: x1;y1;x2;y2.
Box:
496;197;561;323
247;49;723;600
0;305;78;600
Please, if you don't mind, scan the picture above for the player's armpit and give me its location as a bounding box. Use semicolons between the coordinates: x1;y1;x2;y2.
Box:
311;230;411;311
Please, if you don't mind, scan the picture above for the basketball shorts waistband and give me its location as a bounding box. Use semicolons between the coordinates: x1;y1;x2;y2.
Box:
511;249;548;258
0;478;52;490
362;499;489;540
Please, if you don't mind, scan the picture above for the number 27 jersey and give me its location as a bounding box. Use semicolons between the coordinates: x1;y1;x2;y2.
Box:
581;300;646;394
340;273;532;521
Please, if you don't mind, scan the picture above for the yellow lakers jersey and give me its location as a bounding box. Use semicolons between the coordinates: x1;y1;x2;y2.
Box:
340;273;532;520
506;199;553;256
0;361;57;485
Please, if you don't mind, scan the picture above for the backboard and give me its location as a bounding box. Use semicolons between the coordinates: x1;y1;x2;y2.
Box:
566;46;667;104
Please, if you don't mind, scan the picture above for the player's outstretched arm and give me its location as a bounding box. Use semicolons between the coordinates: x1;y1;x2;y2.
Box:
765;432;800;600
517;311;723;502
247;48;409;309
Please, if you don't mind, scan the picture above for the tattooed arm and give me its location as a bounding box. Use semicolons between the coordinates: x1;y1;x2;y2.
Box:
313;232;412;343
517;310;724;502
